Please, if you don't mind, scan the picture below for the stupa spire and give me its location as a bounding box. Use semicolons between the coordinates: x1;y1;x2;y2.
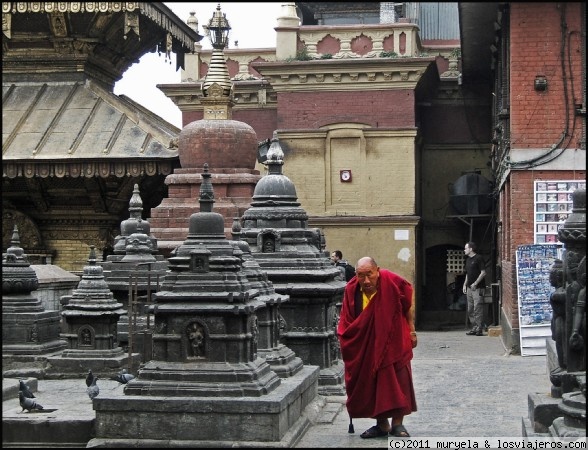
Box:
201;3;233;119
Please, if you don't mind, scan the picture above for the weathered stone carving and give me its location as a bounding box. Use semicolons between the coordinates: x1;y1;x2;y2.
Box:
2;225;65;362
548;189;586;439
550;259;566;369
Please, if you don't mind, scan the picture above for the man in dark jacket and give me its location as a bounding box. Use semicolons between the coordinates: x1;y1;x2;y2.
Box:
463;241;486;336
331;250;356;282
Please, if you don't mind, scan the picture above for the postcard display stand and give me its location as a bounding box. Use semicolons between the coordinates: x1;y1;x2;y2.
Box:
534;180;586;244
515;244;561;356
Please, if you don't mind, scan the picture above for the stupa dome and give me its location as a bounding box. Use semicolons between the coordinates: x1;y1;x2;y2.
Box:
178;119;257;170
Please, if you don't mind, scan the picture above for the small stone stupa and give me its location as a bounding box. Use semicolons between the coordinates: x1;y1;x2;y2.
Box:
100;184;168;354
2;225;66;373
149;4;262;253
238;136;348;395
47;246;139;378
89;164;319;447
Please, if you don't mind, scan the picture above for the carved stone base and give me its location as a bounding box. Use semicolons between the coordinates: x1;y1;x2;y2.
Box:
2;307;65;356
526;392;562;434
556;391;587;431
2;340;66;356
318;360;346;396
88;365;319;446
550;415;586;438
258;344;304;378
45;349;141;380
124;357;281;397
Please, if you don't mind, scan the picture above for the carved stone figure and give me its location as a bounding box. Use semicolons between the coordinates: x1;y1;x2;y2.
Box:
564;249;583;373
263;238;275;253
186;323;205;358
569;256;586;354
549;259;566;369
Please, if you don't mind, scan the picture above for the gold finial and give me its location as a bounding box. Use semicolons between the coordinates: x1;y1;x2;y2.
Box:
201;4;233;118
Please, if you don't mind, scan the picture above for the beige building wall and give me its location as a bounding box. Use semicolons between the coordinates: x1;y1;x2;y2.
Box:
256;126;419;285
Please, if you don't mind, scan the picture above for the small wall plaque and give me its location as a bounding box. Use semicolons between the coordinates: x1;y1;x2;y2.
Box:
340;169;352;182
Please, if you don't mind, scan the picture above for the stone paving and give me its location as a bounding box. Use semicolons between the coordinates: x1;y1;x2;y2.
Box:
294;329;551;448
3;329;551;447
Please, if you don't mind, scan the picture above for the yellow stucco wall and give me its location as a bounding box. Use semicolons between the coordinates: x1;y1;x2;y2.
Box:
319;222;417;283
256;125;419;287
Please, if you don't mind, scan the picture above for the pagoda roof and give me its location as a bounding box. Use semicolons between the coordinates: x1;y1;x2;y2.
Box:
1;2;202;178
2;79;180;178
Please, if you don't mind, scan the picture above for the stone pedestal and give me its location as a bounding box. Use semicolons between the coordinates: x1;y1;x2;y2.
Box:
88;365;319;447
30;264;79;312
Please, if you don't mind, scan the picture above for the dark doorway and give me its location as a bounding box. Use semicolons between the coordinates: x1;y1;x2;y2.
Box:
420;244;466;329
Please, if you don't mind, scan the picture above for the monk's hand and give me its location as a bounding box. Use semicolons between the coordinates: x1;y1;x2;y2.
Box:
410;332;417;348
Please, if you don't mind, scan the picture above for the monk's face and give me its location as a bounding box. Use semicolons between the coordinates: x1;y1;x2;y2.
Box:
356;259;379;295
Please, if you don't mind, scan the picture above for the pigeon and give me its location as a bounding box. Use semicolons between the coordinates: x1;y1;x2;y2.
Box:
85;369;94;387
110;369;135;386
19;391;44;413
19;380;35;399
86;376;99;400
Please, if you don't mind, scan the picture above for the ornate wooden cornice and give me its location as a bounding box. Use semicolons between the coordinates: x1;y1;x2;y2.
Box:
251;57;436;92
2;160;175;179
2;3;198;49
158;80;278;112
2;2;202;86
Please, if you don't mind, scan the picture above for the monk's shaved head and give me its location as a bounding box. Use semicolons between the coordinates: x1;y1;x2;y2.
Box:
355;257;379;295
357;256;377;270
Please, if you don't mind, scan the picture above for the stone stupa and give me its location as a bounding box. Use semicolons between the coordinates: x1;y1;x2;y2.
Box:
230;219;304;378
100;183;168;357
2;225;66;375
47;246;139;378
238;135;347;395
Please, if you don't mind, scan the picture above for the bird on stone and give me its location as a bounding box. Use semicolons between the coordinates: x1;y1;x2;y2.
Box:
86;376;99;400
85;369;94;387
19;391;44;413
19;380;35;399
110;369;135;386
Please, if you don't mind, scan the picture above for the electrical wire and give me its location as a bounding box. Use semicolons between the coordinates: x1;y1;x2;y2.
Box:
499;4;583;173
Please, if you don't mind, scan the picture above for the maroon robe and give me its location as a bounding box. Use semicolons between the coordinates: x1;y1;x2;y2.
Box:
337;269;416;418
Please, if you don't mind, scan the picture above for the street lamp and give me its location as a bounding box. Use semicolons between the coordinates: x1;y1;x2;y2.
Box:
203;4;231;50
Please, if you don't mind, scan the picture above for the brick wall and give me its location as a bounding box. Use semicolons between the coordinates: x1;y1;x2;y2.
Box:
510;3;584;149
235;109;278;141
277;90;415;129
44;238;93;273
499;169;585;348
